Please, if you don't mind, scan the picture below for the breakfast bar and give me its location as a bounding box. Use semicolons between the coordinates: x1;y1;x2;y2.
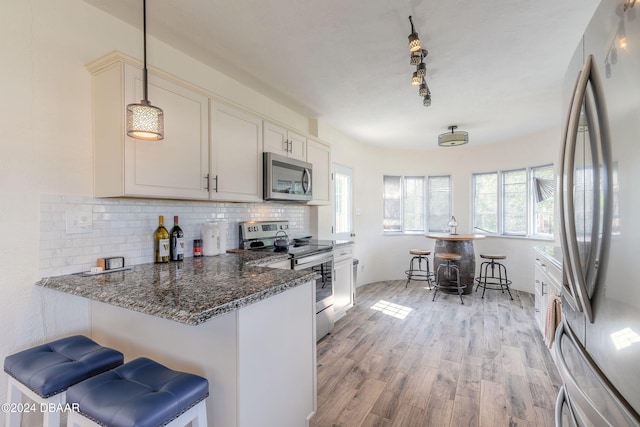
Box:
37;253;318;427
426;233;486;295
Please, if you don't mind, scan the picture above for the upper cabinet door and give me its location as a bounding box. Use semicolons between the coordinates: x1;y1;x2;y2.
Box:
263;122;288;155
91;55;209;200
263;122;306;161
287;130;307;161
124;65;210;199
210;102;263;202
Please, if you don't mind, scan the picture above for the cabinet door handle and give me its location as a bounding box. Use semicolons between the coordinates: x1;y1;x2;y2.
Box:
288;140;293;153
283;140;288;152
213;175;218;192
542;281;547;296
205;174;210;191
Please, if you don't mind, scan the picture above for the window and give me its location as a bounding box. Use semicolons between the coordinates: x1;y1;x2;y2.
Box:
502;169;527;235
383;175;450;233
333;164;353;240
473;173;498;233
472;164;554;238
403;177;425;232
427;176;451;232
383;176;402;232
532;165;554;237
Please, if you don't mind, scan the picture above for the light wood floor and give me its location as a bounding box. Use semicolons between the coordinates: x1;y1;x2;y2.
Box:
311;280;561;427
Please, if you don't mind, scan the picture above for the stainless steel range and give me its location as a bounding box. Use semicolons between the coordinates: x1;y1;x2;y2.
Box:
239;220;334;340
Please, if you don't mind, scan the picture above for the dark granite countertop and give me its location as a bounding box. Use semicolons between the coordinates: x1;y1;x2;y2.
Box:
36;252;317;326
534;245;563;270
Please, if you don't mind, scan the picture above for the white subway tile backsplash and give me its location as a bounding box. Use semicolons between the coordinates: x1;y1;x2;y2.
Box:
39;195;310;278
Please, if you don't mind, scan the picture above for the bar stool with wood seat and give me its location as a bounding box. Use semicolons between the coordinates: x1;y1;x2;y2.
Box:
3;335;124;427
405;249;433;288
433;252;465;304
475;254;513;300
66;357;209;427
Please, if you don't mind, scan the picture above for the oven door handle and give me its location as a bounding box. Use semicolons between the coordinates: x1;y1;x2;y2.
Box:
293;252;333;270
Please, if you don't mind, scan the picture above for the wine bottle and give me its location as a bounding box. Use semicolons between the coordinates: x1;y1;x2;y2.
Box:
170;215;184;261
154;215;170;263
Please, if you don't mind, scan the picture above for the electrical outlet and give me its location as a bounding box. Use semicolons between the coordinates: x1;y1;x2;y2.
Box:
65;205;93;234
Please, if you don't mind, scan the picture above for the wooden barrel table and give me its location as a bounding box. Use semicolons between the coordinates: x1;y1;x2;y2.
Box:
426;233;486;295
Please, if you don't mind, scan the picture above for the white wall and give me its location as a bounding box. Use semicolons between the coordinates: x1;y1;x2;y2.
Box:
0;1;563;421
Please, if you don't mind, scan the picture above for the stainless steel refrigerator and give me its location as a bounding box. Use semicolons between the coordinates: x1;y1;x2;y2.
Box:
556;0;640;425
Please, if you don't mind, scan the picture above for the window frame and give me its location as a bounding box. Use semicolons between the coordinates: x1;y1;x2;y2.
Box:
383;174;451;234
501;168;528;237
472;163;555;239
472;172;499;234
427;175;452;233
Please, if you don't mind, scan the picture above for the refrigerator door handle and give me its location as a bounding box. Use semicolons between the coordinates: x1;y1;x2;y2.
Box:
559;66;585;314
584;54;614;322
556;386;579;427
563;54;614;324
563;56;593;322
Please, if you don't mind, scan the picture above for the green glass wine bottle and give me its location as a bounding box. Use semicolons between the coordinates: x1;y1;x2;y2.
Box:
154;215;170;263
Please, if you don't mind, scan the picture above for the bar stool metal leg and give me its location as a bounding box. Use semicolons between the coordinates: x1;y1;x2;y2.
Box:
433;254;464;304
405;250;433;289
475;255;513;300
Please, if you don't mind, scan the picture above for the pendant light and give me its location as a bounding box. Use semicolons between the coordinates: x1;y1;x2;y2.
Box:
126;0;164;140
407;16;421;52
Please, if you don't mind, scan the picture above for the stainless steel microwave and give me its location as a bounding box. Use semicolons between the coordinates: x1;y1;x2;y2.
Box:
263;152;312;202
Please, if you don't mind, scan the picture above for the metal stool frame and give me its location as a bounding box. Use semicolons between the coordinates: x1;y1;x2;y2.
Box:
433;254;465;304
405;251;433;288
475;257;513;300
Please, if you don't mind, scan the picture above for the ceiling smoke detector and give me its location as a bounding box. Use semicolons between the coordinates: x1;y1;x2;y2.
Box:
438;125;469;147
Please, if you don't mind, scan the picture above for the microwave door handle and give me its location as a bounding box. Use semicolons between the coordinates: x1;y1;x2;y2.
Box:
302;168;311;194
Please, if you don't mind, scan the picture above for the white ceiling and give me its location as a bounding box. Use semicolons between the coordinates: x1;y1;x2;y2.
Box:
84;0;600;149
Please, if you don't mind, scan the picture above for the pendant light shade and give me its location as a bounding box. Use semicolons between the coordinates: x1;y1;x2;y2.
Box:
438;125;469;147
411;72;421;86
127;0;164;141
408;16;421;52
127;100;164;140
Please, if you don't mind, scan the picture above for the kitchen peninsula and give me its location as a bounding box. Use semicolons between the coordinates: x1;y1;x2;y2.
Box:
37;252;318;427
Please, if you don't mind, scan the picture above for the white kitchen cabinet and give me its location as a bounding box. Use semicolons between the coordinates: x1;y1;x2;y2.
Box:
333;244;354;320
534;247;563;353
89;53;209;200
306;138;331;205
263;121;306;161
210;102;263;202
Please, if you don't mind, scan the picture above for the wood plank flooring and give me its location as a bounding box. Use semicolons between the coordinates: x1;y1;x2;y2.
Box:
311;280;561;427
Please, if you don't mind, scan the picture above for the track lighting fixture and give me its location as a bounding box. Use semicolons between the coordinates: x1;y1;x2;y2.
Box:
407;17;431;107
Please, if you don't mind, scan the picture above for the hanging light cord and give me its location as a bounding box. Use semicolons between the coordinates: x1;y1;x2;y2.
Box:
409;15;416;33
142;0;149;103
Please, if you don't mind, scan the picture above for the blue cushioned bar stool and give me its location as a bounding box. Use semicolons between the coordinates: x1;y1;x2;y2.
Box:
4;335;124;427
432;253;465;304
475;254;513;300
405;249;433;288
66;357;209;427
